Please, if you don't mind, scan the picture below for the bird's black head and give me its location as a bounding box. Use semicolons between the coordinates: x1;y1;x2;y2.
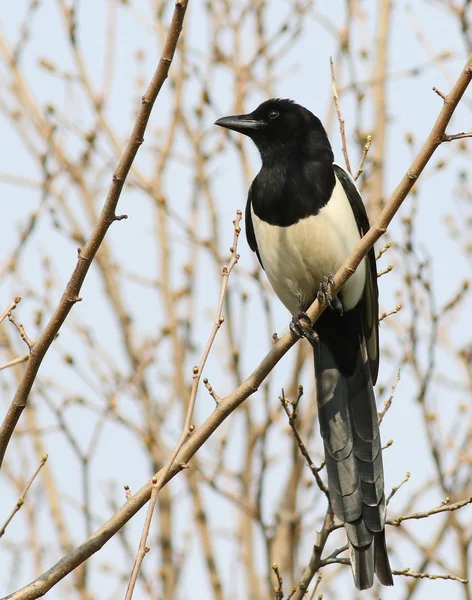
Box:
215;98;333;164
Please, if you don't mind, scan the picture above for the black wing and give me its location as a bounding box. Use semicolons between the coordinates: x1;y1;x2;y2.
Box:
333;164;379;384
245;187;264;268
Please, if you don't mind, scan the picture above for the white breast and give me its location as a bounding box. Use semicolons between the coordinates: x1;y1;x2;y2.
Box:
251;175;366;315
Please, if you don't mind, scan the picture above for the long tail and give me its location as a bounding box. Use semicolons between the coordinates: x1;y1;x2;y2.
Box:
313;314;393;590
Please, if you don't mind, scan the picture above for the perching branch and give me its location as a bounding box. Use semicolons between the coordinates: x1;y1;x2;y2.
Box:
3;51;472;600
0;0;189;471
314;53;472;326
280;388;328;498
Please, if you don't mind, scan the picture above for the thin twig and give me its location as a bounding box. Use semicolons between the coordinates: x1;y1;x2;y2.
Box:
354;134;372;180
377;264;393;278
433;86;447;99
441;279;469;313
376;240;392;260
442;131;472;142
272;563;284;599
386;472;411;504
7;313;35;350
323;544;348;562
203;377;221;404
124;476;159;599
330;57;351;173
0;454;48;538
378;370;401;424
0;354;29;371
0;297;21;324
308;574;322;600
319;557;350;566
379;304;402;321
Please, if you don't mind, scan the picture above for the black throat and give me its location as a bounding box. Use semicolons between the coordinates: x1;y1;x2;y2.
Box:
249;139;336;227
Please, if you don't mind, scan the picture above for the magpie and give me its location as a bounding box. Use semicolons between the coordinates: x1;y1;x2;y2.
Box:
215;98;393;590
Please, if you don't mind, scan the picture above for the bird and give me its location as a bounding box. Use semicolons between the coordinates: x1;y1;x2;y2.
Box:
215;98;393;590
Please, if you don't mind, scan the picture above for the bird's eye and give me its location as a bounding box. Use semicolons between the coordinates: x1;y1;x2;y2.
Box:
268;109;279;120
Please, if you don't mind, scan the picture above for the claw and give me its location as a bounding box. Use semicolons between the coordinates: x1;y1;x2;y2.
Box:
317;277;332;305
318;274;343;316
290;312;319;348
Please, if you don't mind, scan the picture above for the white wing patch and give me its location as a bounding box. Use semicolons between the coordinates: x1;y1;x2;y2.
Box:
251;175;366;315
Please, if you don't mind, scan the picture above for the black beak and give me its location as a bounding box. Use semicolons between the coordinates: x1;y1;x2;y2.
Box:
214;114;266;135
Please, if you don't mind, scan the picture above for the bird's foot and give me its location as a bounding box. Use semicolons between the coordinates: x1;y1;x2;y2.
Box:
290;312;319;348
317;273;343;316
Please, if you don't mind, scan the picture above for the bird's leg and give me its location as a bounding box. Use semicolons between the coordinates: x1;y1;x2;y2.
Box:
289;312;319;348
317;273;343;316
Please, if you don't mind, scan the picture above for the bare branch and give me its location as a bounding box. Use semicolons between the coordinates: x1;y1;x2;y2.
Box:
392;568;468;584
378;370;401;424
442;131;472;142
330;57;351;173
290;508;334;600
272;563;284;600
433;86;447;100
379;304;402;321
377;264;393;278
354;134;372;180
376;240;392;260
0;297;21;324
386;472;411;505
